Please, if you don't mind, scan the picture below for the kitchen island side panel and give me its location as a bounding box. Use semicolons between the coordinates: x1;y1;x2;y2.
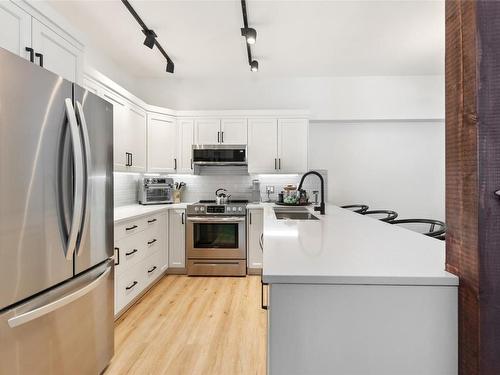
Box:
268;283;457;375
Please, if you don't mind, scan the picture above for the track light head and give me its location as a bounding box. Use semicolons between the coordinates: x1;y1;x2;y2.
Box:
143;29;157;49
250;60;259;72
241;27;257;44
166;59;175;73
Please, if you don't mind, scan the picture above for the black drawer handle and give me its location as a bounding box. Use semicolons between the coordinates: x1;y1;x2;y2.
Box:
114;247;120;265
125;249;138;256
147;239;157;245
25;47;34;63
147;218;157;224
261;279;268;310
147;266;157;273
125;225;138;231
126;281;138;290
35;52;43;67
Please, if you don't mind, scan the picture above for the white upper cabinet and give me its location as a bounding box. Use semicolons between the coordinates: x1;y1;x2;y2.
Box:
0;2;31;58
31;19;82;83
104;88;146;173
103;91;128;171
178;119;194;173
248;118;308;174
277;119;308;173
125;105;147;172
220;118;247;145
0;3;83;82
248;118;279;174
147;113;177;173
194;119;220;144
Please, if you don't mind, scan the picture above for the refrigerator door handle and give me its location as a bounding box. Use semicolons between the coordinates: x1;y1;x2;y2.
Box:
75;101;92;255
64;98;84;260
7;266;112;328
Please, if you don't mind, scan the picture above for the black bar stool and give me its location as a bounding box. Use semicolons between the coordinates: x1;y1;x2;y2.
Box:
341;204;369;214
390;219;446;239
362;210;398;222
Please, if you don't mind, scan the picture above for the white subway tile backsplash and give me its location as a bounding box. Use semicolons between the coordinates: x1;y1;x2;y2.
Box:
114;170;328;207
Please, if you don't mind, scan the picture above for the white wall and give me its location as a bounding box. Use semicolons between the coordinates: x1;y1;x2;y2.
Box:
134;75;444;121
309;121;445;220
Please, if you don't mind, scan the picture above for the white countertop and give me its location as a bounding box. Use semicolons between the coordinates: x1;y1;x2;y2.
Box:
114;203;190;223
262;204;458;286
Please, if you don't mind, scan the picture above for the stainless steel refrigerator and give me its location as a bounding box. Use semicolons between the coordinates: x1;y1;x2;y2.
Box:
0;47;114;374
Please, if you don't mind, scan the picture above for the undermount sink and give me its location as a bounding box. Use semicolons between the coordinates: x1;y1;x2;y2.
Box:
274;208;320;221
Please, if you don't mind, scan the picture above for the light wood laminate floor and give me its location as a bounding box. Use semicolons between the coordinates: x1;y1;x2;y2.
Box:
105;275;267;375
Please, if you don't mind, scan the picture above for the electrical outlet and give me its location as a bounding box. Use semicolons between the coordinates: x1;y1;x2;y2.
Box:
266;186;275;193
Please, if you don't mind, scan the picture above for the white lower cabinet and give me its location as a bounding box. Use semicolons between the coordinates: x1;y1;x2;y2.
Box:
114;212;168;316
247;209;264;271
168;209;186;269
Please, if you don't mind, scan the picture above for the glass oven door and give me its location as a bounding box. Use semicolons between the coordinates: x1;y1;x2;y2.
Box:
187;216;246;259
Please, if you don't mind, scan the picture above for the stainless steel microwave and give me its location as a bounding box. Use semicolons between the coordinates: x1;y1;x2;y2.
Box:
192;144;247;166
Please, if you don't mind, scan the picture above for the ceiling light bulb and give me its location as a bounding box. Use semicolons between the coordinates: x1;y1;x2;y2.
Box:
241;27;257;45
246;28;257;44
250;60;259;72
143;29;157;49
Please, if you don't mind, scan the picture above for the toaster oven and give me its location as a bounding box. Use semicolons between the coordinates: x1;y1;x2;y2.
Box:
138;177;174;205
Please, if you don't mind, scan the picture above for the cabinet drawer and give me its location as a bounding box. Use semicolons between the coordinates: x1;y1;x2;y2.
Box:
115;261;144;313
144;251;162;284
114;232;147;276
115;217;146;241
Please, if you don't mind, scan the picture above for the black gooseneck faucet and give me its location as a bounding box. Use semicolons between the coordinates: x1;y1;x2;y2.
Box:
297;170;325;215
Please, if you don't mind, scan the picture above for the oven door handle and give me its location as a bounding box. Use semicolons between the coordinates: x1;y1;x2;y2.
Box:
187;216;246;222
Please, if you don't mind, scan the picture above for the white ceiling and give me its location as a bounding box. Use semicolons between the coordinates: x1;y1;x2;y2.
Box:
48;0;444;79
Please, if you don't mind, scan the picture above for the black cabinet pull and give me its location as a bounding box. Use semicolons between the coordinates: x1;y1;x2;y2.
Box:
147;218;157;224
261;279;268;310
217;131;220;143
125;225;138;231
114;247;120;265
174;158;177;170
181;212;185;225
249;212;252;225
25;47;34;63
259;233;264;251
125;249;138;256
221;131;224;143
35;52;43;67
130;152;133;166
274;158;277;170
279;158;281;170
126;281;138;290
147;239;157;245
147;266;157;273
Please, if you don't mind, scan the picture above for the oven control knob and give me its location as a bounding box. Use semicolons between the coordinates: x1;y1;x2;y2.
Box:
194;207;199;212
232;207;237;212
238;207;242;212
200;207;205;212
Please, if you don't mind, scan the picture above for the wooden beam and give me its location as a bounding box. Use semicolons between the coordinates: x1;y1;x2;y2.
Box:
446;1;500;374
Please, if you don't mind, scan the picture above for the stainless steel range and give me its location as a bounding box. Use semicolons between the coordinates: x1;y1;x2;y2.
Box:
186;200;248;276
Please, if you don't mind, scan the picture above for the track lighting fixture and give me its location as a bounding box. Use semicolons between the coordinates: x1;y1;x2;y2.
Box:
143;29;157;49
240;0;259;72
241;27;257;45
250;60;259;72
121;0;175;74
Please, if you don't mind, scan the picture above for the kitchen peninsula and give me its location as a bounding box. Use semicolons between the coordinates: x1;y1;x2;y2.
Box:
262;205;458;375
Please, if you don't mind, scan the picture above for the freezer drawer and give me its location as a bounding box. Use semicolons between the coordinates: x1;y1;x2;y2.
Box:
0;261;114;375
